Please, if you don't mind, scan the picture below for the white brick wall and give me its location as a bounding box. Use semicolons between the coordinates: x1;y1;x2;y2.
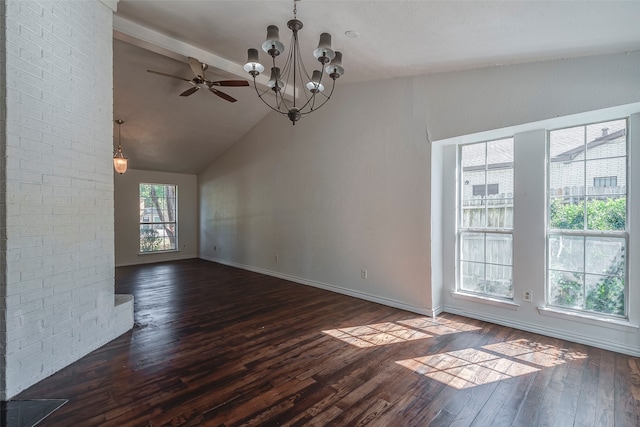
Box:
1;0;132;399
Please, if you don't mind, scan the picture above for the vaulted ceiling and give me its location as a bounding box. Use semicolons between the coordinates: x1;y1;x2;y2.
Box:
113;1;640;174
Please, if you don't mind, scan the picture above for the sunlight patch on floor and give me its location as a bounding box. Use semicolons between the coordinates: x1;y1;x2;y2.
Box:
396;348;540;389
397;317;482;335
482;339;588;367
322;322;432;348
322;317;481;348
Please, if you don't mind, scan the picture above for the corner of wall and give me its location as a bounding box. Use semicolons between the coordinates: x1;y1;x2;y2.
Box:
0;0;7;401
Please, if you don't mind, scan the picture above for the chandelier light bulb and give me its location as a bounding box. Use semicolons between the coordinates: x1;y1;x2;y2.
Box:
325;51;344;79
267;67;284;92
306;70;325;93
313;33;336;64
243;48;265;76
262;25;285;57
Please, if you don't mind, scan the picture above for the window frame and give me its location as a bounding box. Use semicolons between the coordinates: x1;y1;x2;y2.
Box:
139;183;178;253
545;119;629;319
457;138;515;301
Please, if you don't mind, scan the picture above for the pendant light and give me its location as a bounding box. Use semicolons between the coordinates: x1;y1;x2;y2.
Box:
113;119;128;174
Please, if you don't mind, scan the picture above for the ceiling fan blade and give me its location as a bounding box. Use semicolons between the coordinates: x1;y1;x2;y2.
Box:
209;87;237;103
147;69;191;82
209;80;250;87
180;86;200;97
188;57;206;79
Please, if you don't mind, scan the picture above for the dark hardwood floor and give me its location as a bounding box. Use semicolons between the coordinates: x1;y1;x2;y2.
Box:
16;259;640;426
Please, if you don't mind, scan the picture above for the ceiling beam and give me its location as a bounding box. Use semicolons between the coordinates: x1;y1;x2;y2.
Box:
113;15;295;98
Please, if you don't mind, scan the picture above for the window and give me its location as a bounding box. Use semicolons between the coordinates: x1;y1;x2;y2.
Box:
139;183;177;252
593;176;617;188
547;119;627;317
472;183;499;196
459;138;514;299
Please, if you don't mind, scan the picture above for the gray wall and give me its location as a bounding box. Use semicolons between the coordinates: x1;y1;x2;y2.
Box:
198;50;640;354
114;169;198;266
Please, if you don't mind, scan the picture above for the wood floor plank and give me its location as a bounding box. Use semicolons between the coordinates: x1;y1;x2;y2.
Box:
13;259;640;426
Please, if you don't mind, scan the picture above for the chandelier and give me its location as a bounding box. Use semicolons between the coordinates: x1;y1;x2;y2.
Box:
113;119;128;174
243;0;344;124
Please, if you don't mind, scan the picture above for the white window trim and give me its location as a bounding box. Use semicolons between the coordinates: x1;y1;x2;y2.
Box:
437;103;640;340
450;291;520;310
545;119;629;318
457;139;515;300
139;183;178;254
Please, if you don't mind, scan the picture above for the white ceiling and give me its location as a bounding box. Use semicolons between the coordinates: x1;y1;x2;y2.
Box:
113;0;640;174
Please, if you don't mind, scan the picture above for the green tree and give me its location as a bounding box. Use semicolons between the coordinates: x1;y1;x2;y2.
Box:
550;197;626;316
140;228;162;252
550;197;625;231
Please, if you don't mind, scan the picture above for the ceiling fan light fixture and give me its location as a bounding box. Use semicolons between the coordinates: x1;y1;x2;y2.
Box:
113;119;128;175
244;0;345;124
148;59;249;103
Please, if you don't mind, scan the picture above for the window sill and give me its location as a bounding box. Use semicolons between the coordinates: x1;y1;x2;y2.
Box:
450;291;520;310
138;249;180;255
537;306;638;332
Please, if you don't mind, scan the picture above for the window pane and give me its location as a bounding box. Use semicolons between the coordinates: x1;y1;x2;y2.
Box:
486;234;512;265
549;198;584;230
549;270;584;310
585;119;627;160
585;237;625;275
586;197;626;231
487;169;512;196
461;261;485;294
487;138;513;165
548;235;584;271
549;161;585;199
462;143;485;168
549;125;584;159
487;203;513;228
462;205;485;228
460;233;484;262
584;274;624;316
485;265;513;298
586;158;625;196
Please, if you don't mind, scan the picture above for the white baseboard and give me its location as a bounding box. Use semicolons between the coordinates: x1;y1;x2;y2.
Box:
196;256;639;357
443;304;640;357
199;256;438;317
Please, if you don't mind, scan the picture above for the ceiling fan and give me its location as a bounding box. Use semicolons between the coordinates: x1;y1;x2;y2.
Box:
147;57;249;102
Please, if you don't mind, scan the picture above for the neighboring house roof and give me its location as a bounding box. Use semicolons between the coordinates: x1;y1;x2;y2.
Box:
462;127;626;171
551;128;626;162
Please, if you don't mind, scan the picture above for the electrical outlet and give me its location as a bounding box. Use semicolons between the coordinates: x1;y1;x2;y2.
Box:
523;290;532;302
275;255;279;262
214;245;217;251
361;269;368;279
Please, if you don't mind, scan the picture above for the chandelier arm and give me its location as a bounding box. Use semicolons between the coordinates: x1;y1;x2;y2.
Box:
292;31;297;108
252;76;290;116
299;78;336;117
275;46;294;112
